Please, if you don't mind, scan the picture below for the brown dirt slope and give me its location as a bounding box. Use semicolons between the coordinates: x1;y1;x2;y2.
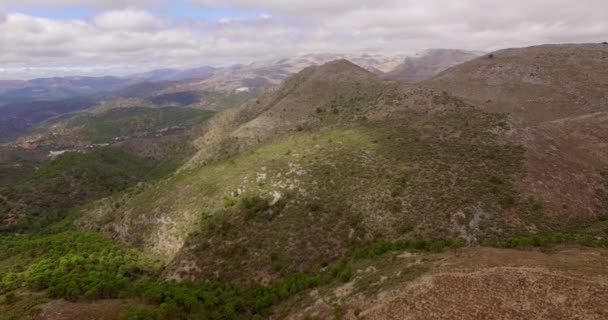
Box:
430;43;608;123
283;247;608;320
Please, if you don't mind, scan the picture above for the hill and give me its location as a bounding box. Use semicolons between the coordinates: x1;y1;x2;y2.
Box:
429;43;608;122
429;43;608;220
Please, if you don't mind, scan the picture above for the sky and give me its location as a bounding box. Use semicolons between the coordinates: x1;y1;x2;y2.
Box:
0;0;607;79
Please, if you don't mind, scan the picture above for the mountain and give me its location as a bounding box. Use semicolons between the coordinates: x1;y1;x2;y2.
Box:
429;43;608;122
76;59;534;284
0;76;134;105
71;48;606;317
383;49;483;82
0;96;98;142
2;45;608;320
161;53;406;94
130;66;217;82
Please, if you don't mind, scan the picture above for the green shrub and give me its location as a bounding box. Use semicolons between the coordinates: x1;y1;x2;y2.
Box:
307;201;321;212
394;221;414;234
223;196;239;208
1;292;17;305
530;198;544;212
240;196;269;219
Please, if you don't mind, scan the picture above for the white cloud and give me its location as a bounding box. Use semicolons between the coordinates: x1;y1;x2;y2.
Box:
1;1;608;79
191;0;392;15
2;0;159;9
93;9;162;31
0;6;6;24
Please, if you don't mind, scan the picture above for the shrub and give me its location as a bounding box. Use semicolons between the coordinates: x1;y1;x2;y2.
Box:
240;196;269;219
387;199;402;213
223;196;238;208
577;234;594;247
307;201;321;212
1;292;17;305
530;198;544;213
394;221;414;234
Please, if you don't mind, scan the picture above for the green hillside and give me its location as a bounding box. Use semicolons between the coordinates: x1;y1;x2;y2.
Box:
0;147;165;233
63;106;214;143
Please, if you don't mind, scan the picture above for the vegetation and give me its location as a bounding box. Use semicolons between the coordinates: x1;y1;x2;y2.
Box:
65;106;214;143
0;223;466;320
484;233;608;249
0;147;165;232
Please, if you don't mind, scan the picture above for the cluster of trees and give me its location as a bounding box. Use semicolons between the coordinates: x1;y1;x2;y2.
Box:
0;232;152;300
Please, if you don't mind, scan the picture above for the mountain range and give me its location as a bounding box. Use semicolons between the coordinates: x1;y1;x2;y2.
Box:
1;43;607;320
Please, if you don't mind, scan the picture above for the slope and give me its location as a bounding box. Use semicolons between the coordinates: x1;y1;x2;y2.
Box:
430;43;608;122
429;43;608;221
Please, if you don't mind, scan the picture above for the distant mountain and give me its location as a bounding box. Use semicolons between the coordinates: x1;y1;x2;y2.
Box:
129;66;217;82
0;96;98;142
383;49;483;82
0;76;134;105
162;53;406;94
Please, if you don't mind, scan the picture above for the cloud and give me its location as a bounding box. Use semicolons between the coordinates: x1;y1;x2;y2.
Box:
1;1;608;79
190;0;393;15
93;9;162;31
2;0;159;9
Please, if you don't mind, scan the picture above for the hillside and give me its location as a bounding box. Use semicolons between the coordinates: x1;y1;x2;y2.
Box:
0;147;162;232
430;43;608;122
429;43;608;221
0;104;217;233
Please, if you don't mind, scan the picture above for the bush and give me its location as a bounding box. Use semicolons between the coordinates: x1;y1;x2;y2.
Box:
530;198;544;212
494;233;606;249
240;196;269;219
307;201;321;212
394;221;414;234
1;292;17;305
